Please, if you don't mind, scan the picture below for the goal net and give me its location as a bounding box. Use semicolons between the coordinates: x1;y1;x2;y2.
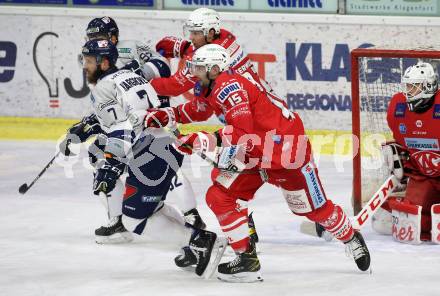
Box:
350;47;440;214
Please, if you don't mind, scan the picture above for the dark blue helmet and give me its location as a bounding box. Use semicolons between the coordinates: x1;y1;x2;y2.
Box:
86;17;119;40
106;17;119;39
82;39;118;66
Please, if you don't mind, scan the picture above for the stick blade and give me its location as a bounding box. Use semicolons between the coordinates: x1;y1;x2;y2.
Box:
18;183;28;194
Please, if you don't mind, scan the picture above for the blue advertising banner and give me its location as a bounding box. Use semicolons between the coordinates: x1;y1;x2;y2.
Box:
0;0;66;4
72;0;154;7
164;0;249;10
251;0;338;13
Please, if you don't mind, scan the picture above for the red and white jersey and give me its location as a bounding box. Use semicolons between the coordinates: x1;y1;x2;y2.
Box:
150;28;262;97
387;91;440;178
175;71;311;170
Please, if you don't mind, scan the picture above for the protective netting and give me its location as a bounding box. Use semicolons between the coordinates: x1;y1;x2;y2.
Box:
356;53;440;204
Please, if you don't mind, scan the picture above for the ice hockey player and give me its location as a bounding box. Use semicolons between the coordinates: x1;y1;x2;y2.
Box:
145;44;371;282
153;7;266;245
65;39;226;277
59;17;206;243
373;62;440;244
85;16;171;106
152;7;272;97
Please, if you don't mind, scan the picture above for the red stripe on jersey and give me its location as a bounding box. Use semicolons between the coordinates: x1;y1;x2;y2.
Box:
222;218;248;233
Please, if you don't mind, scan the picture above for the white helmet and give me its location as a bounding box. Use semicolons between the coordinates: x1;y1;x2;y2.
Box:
191;44;229;74
184;8;220;37
401;62;438;111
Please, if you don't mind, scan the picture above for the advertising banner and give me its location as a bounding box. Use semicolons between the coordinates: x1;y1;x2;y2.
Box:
72;0;154;7
0;10;439;130
0;0;66;4
164;0;249;11
251;0;338;13
346;0;438;16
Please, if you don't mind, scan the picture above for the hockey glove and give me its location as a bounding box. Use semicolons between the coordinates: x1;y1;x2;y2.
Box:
175;132;248;171
155;36;190;59
59;113;102;156
173;132;218;155
93;155;125;195
381;141;409;186
145;107;179;129
136;44;153;65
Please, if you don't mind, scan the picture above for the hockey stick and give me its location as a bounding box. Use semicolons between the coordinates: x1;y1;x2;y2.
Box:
148;116;259;174
99;192;111;220
18;150;61;194
169;127;220;169
299;175;400;238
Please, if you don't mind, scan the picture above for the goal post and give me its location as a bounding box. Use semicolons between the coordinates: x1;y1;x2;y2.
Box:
350;48;440;215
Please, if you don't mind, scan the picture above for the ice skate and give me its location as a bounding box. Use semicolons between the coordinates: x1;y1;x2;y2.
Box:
182;228;227;279
345;231;371;272
217;242;263;283
174;246;198;271
95;215;133;244
184;208;207;230
248;212;259;244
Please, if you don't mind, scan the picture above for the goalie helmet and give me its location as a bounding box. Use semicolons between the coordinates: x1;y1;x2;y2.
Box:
401;62;438;112
191;44;229;73
183;8;220;37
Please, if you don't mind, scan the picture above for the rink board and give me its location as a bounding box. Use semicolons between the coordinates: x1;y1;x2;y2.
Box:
0;116;367;156
1;7;440;131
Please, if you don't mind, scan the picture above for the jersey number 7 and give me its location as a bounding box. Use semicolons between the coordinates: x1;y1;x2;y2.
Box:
136;90;154;108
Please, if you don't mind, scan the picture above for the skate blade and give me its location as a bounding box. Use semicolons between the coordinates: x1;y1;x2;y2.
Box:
202;236;228;280
365;266;373;275
179;265;196;273
217;271;264;283
95;232;133;244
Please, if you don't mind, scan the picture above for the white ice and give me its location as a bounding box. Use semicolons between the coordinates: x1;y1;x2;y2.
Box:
1;140;439;296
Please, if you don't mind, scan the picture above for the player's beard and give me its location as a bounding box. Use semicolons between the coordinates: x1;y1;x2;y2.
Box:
86;66;104;85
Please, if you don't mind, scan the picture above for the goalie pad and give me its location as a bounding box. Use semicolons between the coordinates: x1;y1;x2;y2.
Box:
431;204;440;244
371;206;393;235
389;199;422;245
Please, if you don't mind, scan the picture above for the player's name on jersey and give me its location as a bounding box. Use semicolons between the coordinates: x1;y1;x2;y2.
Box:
119;76;149;92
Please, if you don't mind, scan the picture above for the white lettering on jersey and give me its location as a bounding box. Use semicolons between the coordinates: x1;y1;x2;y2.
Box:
91;70;160;137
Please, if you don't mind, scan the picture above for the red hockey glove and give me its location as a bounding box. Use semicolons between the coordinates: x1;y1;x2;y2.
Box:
145;107;179;129
173;132;218;155
156;36;190;59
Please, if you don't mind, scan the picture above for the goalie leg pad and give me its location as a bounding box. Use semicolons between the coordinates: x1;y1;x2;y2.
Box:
372;206;393;235
404;176;440;238
431;204;440;244
371;197;399;235
389;199;422;244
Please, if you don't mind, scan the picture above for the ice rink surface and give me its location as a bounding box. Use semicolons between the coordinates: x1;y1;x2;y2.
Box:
1;140;439;296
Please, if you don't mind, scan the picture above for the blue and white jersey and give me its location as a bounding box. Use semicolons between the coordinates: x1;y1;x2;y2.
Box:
90;69;167;159
116;40;171;107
